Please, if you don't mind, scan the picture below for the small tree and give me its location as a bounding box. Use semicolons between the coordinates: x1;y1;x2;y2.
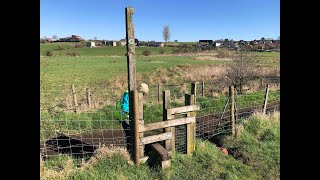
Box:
223;51;261;94
163;25;170;43
52;35;58;40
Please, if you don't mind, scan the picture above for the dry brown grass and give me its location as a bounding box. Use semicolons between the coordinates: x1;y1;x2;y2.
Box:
41;146;130;180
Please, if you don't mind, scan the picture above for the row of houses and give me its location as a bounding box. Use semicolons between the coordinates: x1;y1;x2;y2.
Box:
198;38;280;51
41;35;168;48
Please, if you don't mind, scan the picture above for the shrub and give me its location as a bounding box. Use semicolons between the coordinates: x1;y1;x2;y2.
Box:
159;49;165;54
57;45;65;50
142;50;152;56
217;48;233;58
66;52;80;57
172;48;181;54
74;44;84;48
44;50;53;56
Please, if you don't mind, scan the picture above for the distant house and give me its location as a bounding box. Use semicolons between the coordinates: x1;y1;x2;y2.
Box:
199;40;214;45
238;40;249;45
86;42;95;48
214;40;224;47
148;41;164;47
119;39;126;46
59;35;84;42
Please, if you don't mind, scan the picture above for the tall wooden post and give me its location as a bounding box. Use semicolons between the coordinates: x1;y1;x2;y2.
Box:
163;90;174;153
71;85;78;113
86;88;91;109
263;84;270;114
125;6;139;165
201;81;205;97
229;86;235;137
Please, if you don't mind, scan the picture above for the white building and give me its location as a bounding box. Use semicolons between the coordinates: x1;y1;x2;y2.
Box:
86;42;95;48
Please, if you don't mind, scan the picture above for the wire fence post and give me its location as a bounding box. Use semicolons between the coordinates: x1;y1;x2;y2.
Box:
71;85;78;113
158;84;161;103
86;88;91;109
163;90;173;153
263;84;270;114
202;81;204;97
125;6;139;165
185;94;196;155
138;93;145;159
229;86;235;137
191;82;197;103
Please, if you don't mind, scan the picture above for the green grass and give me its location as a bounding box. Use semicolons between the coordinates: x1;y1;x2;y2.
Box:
42;112;279;180
220;112;280;179
40;55;225;89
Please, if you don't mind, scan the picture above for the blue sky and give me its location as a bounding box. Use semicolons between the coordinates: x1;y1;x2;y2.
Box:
40;0;280;41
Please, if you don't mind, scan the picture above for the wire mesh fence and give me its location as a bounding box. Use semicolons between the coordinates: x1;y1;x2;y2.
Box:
40;77;280;169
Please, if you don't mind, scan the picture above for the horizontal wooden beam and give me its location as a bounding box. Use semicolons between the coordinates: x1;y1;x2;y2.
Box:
167;105;200;117
140;117;196;132
140;132;172;145
149;143;171;161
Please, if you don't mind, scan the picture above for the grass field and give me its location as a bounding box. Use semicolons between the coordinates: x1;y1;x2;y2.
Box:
41;112;280;180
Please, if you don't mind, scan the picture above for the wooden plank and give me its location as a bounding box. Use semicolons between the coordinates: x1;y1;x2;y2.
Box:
166;105;200;116
150;143;171;161
140;117;195;132
163;90;172;151
140;132;172;145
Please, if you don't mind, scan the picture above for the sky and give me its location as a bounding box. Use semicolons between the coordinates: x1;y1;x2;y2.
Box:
40;0;280;42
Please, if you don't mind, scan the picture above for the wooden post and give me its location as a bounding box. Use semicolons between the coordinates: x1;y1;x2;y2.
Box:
163;90;174;153
157;84;161;103
86;88;91;109
129;90;140;165
229;86;235;137
202;81;204;97
185;94;196;155
138;93;145;159
263;84;270;114
126;6;136;92
191;82;197;103
71;85;78;113
125;6;139;165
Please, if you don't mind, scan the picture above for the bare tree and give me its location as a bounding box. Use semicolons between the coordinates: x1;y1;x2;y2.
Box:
93;37;97;40
277;36;280;40
42;36;47;40
52;35;58;40
162;25;170;43
222;51;261;94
